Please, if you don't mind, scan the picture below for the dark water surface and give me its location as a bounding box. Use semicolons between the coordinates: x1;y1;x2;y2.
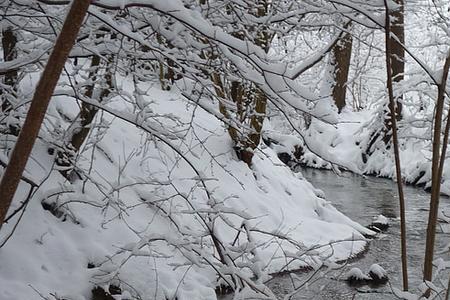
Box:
220;168;450;299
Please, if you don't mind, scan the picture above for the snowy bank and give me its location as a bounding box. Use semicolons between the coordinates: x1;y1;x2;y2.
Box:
0;87;372;299
266;109;450;197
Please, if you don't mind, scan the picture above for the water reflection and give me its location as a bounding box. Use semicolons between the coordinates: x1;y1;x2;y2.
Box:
377;190;397;219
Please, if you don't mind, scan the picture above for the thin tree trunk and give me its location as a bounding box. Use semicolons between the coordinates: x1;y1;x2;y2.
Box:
383;0;408;291
422;51;450;296
0;0;91;230
445;275;450;300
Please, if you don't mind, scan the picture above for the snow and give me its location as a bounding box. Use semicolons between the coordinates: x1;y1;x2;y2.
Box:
391;288;419;300
3;1;445;298
368;264;387;279
373;215;389;225
269;106;450;197
0;83;373;299
345;267;370;281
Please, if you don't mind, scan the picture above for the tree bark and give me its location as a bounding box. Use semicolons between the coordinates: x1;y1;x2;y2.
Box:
234;0;269;166
1;26;18;100
0;0;91;230
331;24;352;113
157;34;177;91
383;0;404;144
1;26;20;135
422;51;450;296
57;54;113;179
70;56;112;152
211;0;269;167
364;0;405;160
383;0;408;290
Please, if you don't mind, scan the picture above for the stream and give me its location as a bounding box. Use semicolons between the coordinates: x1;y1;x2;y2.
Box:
220;168;450;299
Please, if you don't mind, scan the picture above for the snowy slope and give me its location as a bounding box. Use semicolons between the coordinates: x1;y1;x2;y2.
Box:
269;107;450;197
0;86;372;300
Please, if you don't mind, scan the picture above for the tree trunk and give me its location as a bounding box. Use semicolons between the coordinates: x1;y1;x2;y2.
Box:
383;0;408;290
422;51;450;297
364;0;404;159
70;56;112;152
157;34;176;91
210;0;269;167
0;0;91;230
57;54;113;179
1;26;18;103
1;26;20;136
235;0;269;166
330;24;352;113
382;0;404;144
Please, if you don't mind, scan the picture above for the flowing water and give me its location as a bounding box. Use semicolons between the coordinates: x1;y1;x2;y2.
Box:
219;168;450;299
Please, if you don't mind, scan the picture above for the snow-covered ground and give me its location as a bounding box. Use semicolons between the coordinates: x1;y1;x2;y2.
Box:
0;86;373;300
266;106;450;196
